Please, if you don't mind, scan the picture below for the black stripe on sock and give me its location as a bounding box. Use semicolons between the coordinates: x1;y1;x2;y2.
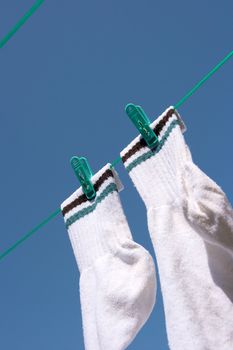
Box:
122;107;177;163
62;168;114;216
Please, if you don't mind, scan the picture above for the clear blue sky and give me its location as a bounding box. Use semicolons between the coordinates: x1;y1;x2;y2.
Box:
0;1;232;349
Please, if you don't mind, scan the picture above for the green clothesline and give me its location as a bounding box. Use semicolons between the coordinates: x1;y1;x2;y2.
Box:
0;0;44;48
0;3;232;262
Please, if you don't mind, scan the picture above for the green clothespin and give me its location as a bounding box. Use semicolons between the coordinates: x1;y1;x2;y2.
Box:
125;103;158;149
70;156;96;200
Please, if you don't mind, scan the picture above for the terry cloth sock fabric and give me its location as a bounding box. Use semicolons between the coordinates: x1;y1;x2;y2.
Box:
120;106;233;350
61;164;156;350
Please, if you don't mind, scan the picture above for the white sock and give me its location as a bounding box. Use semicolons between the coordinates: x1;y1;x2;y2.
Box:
61;163;156;350
120;107;233;350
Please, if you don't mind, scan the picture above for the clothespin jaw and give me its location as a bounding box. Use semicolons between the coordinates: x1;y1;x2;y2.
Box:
125;103;158;149
70;156;96;200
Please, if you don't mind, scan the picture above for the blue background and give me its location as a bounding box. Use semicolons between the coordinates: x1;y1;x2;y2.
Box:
0;1;232;349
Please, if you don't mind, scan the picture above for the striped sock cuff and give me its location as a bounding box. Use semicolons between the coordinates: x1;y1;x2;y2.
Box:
120;107;189;208
61;164;132;272
121;106;186;172
61;164;123;228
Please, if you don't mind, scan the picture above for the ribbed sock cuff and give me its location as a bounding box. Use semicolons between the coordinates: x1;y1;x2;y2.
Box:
120;106;190;208
61;164;132;272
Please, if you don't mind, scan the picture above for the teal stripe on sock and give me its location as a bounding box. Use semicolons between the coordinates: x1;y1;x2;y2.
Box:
126;120;180;173
65;183;117;228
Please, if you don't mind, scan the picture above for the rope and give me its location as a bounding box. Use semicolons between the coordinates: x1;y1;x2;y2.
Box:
174;50;233;109
0;209;61;261
0;0;45;48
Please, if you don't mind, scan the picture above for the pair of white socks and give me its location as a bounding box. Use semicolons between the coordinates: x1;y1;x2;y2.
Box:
61;106;233;350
